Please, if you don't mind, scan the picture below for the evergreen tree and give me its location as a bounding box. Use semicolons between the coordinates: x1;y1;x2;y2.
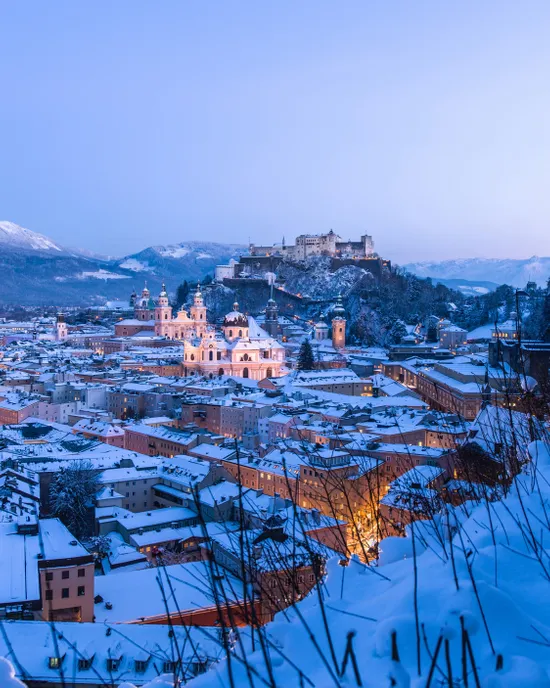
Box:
426;322;438;343
50;460;99;539
297;338;315;370
175;280;189;309
542;278;550;341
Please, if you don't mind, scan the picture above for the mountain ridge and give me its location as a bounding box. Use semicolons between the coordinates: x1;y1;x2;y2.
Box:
0;222;244;305
404;256;550;288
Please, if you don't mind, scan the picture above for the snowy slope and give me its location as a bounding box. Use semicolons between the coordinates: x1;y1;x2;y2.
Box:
188;439;550;687
405;256;550;288
0;221;64;252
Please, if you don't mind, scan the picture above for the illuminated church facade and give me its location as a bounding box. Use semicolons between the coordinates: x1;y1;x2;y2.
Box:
131;284;286;380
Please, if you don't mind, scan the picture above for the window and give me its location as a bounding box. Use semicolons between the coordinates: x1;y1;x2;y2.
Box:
49;657;62;669
45;571;53;582
78;569;85;578
78;586;85;597
62;588;69;599
78;658;93;670
45;590;53;601
163;661;177;673
107;658;121;672
61;570;69;580
135;659;148;673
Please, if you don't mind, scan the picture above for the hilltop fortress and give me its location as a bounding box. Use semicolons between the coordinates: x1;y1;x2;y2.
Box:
215;230;387;283
249;229;375;260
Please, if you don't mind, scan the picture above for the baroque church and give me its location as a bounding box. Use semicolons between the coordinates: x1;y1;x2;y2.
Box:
127;283;286;380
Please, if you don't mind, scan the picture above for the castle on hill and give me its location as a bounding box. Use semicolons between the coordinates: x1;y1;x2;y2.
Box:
249;229;374;260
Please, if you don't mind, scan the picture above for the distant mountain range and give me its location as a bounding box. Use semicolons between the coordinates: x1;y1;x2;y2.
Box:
2;220;549;306
404;257;550;289
0;221;244;306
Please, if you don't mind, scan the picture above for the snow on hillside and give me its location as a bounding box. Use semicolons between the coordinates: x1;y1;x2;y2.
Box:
405;256;550;288
118;258;154;272
0;221;63;252
156;245;191;258
54;270;131;281
189;439;550;687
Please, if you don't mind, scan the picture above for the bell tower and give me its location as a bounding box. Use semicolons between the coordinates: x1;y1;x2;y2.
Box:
56;313;68;342
331;295;346;349
190;283;207;335
155;282;172;334
264;283;279;337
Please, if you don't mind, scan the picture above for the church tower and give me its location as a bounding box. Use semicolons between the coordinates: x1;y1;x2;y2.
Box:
135;283;155;321
55;313;68;342
155;282;172;334
331;295;346;349
190;283;207;336
264;284;279;338
314;315;329;341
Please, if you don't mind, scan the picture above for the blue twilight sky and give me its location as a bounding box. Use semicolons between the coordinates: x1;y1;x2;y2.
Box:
1;1;550;262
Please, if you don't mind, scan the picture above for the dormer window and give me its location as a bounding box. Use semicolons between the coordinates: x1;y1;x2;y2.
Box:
163;660;178;673
107;657;122;672
135;659;149;673
78;657;94;671
49;655;64;670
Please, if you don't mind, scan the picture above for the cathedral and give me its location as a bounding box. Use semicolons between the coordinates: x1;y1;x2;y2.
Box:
129;283;286;380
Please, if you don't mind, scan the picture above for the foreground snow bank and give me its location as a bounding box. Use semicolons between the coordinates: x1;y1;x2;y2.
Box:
188;440;550;687
0;658;26;687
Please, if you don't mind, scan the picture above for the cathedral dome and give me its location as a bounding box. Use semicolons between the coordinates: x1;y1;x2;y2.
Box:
223;301;249;328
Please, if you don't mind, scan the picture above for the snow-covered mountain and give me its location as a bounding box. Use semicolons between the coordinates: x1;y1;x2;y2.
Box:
404;256;550;288
0;221;64;252
0;222;244;305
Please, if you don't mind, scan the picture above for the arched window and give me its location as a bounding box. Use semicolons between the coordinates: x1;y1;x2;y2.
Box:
266;367;273;378
243;367;249;378
218;368;224;376
165;313;168;319
239;330;242;337
190;354;195;361
217;351;221;361
200;313;203;319
339;328;343;333
229;330;233;337
243;353;249;361
209;351;213;361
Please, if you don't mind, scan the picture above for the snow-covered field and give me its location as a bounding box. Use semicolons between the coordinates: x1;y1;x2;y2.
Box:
75;270;131;280
118;258;153;272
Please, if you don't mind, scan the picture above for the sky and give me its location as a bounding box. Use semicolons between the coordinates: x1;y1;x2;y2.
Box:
1;1;550;262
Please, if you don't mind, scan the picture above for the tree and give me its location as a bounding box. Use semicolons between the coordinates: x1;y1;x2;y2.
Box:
426;322;438;343
386;319;408;345
175;280;189;309
202;274;213;286
542;278;550;342
50;460;99;539
297;338;315;370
